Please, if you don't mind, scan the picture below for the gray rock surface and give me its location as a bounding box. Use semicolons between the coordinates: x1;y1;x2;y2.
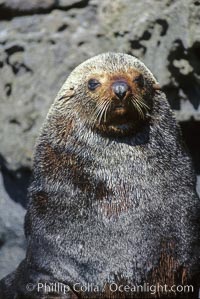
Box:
0;0;55;12
0;0;199;279
0;172;26;279
197;176;200;196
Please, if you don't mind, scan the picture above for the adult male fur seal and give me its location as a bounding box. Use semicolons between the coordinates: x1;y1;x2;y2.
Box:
0;52;199;298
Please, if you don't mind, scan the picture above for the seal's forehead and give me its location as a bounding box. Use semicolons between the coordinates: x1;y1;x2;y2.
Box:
73;53;139;73
81;52;137;71
68;52;158;84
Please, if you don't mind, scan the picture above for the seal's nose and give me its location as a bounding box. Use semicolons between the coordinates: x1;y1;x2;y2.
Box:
112;81;129;100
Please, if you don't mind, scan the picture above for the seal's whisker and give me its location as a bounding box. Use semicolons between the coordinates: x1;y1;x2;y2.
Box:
98;100;109;124
132;95;150;119
130;98;140;117
134;99;146;118
133;95;150;111
100;100;110;123
104;100;111;123
136;101;145;119
91;100;105;123
131;98;144;119
92;100;107;125
137;99;150;111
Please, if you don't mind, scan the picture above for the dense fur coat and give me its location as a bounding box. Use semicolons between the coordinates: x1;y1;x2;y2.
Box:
0;53;200;298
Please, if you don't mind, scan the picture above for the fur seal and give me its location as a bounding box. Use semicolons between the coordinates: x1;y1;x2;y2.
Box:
0;52;200;299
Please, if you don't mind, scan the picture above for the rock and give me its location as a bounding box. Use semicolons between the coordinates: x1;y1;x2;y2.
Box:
0;0;55;14
0;155;31;207
58;0;88;8
173;59;193;76
0;172;26;279
197;176;200;197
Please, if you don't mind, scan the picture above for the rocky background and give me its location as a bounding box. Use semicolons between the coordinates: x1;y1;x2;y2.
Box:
0;0;200;279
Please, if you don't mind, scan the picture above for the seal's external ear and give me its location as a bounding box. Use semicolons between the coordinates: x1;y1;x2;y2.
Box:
58;87;75;101
152;83;161;90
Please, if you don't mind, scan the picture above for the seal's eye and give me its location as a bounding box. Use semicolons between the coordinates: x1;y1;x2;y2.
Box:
88;79;101;91
133;74;144;88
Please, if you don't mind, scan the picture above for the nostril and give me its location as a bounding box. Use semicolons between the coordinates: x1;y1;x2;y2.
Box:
112;81;129;100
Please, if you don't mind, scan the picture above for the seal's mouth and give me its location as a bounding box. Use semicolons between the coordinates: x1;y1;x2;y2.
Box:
113;104;127;113
109;98;133;118
114;104;124;109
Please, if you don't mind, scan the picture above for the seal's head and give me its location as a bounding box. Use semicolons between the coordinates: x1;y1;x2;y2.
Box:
56;53;160;136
